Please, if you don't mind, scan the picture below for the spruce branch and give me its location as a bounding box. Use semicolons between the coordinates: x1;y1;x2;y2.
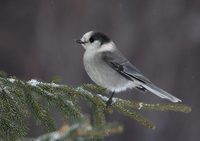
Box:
34;118;122;141
0;72;191;140
79;84;191;129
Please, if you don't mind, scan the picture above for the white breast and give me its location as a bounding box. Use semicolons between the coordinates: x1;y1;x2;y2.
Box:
83;49;134;92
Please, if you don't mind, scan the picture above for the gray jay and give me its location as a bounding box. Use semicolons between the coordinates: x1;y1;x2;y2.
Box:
76;31;181;106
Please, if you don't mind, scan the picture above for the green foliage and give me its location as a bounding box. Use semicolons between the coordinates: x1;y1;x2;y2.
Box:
34;118;123;141
0;72;191;141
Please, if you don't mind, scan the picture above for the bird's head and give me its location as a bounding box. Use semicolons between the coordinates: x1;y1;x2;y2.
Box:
76;31;116;52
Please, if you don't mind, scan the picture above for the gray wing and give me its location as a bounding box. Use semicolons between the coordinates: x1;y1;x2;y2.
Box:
102;50;182;103
102;50;151;84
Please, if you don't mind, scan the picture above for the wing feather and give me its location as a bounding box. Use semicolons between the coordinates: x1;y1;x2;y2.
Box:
102;50;182;103
102;51;151;84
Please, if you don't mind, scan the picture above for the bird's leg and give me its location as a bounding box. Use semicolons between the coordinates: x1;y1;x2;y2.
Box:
106;91;115;107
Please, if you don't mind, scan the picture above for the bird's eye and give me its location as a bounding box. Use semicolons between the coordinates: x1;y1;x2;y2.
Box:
89;37;94;43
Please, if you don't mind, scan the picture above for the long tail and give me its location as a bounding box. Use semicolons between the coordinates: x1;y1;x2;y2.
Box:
142;83;182;103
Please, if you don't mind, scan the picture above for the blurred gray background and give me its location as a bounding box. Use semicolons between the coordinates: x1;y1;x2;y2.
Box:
0;0;199;140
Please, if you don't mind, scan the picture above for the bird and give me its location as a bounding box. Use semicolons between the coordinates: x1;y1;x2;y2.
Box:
76;31;182;106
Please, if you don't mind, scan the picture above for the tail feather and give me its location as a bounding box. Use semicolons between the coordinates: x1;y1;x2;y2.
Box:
142;83;182;103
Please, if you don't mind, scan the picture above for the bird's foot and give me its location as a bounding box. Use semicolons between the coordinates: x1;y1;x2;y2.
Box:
106;97;113;108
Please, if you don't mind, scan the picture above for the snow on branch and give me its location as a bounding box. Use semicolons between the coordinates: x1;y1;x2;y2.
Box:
0;72;192;140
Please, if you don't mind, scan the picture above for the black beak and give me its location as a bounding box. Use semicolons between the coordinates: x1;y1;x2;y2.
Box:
76;39;85;44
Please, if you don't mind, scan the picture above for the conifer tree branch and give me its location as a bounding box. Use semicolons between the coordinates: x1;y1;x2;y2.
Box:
34;119;123;141
0;72;192;140
82;84;191;113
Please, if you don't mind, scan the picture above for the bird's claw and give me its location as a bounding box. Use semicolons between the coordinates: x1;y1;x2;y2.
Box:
106;98;113;108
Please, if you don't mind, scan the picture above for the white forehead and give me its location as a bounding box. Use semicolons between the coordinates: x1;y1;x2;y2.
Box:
81;31;94;41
